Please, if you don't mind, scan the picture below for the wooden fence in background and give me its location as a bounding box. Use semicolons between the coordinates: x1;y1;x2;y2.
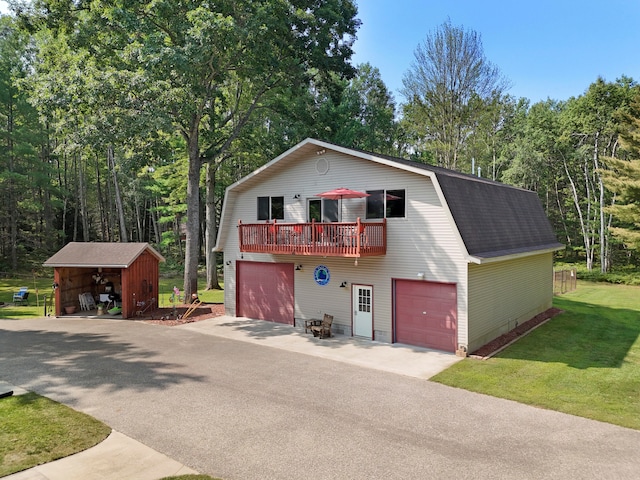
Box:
554;268;577;295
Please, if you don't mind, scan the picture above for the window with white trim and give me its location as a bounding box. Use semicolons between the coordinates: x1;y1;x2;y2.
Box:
257;196;284;221
308;198;338;222
366;189;406;219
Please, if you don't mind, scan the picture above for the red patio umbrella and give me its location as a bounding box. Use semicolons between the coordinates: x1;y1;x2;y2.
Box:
316;187;370;221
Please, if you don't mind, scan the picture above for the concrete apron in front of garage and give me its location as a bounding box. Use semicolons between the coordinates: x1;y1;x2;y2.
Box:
179;315;463;379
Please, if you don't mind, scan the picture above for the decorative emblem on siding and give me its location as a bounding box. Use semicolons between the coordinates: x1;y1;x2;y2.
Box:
314;265;330;286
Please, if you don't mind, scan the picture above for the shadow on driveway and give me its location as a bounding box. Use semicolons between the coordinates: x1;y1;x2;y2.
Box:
0;326;207;400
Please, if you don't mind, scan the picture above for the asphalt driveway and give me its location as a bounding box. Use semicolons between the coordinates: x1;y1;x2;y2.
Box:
1;317;639;480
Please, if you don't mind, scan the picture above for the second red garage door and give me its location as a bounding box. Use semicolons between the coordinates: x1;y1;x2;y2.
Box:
394;279;457;352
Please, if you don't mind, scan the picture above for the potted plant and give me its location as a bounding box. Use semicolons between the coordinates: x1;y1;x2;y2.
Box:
64;305;77;314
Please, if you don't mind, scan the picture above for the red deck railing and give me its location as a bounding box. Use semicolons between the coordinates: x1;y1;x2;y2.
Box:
238;218;386;258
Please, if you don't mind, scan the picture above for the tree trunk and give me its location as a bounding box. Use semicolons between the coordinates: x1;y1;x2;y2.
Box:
133;183;143;242
77;156;89;241
94;155;106;241
152;198;161;245
72;154;79;242
583;158;595;271
60;152;68;246
554;179;571;246
205;162;221;290
564;157;593;270
183;120;202;301
7;93;18;271
108;145;128;242
592;132;608;273
41;130;56;248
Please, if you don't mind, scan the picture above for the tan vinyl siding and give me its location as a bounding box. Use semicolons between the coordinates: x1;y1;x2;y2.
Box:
221;151;468;345
467;253;554;352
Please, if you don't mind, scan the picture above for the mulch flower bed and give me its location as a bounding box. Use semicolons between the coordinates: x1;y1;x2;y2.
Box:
470;307;563;358
139;303;226;326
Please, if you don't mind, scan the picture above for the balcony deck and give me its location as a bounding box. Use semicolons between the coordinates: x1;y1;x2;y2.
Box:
238;219;386;258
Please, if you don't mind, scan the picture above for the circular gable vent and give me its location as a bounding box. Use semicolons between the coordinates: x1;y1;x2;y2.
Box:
315;157;329;175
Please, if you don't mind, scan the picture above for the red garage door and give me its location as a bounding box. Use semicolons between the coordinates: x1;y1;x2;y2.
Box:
237;261;294;325
394;280;457;352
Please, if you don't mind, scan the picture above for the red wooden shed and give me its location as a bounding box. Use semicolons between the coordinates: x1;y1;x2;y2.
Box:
43;242;165;319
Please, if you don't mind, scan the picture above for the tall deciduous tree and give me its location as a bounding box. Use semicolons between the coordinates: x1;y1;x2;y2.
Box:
501;99;571;241
401;19;508;170
28;0;360;298
313;63;398;154
561;77;636;271
465;93;521;180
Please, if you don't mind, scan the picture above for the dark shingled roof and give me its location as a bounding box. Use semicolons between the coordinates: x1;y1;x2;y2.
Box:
434;173;561;258
43;242;165;268
328;142;563;260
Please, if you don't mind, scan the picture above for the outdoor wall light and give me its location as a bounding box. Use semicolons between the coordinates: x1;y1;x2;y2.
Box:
293;194;301;199
226;260;232;266
340;281;348;288
417;272;425;279
295;265;303;271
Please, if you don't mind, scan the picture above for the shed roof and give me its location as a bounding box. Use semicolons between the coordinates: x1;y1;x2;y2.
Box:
43;242;165;268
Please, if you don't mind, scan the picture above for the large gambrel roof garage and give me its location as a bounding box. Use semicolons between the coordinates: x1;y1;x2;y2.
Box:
215;139;562;353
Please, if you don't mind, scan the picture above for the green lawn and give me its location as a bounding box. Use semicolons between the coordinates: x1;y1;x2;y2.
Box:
432;281;640;430
158;277;224;306
0;275;223;319
0;392;218;479
0;276;54;319
0;392;111;477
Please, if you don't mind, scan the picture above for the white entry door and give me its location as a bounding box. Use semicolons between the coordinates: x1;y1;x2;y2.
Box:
352;285;373;338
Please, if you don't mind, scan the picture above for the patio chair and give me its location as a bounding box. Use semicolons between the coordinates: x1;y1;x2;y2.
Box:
13;287;29;306
79;292;96;311
310;314;333;339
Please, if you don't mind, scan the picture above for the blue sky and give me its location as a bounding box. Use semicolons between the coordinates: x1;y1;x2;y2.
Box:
2;1;638;104
352;0;640;104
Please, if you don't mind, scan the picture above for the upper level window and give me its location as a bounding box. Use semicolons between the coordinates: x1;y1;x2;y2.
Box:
308;198;338;222
257;196;284;221
366;189;406;219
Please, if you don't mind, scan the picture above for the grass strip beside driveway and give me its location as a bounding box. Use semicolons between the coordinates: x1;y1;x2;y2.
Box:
0;392;111;476
432;281;640;430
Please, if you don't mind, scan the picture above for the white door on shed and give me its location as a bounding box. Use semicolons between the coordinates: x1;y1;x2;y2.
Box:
236;261;294;325
352;284;373;338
